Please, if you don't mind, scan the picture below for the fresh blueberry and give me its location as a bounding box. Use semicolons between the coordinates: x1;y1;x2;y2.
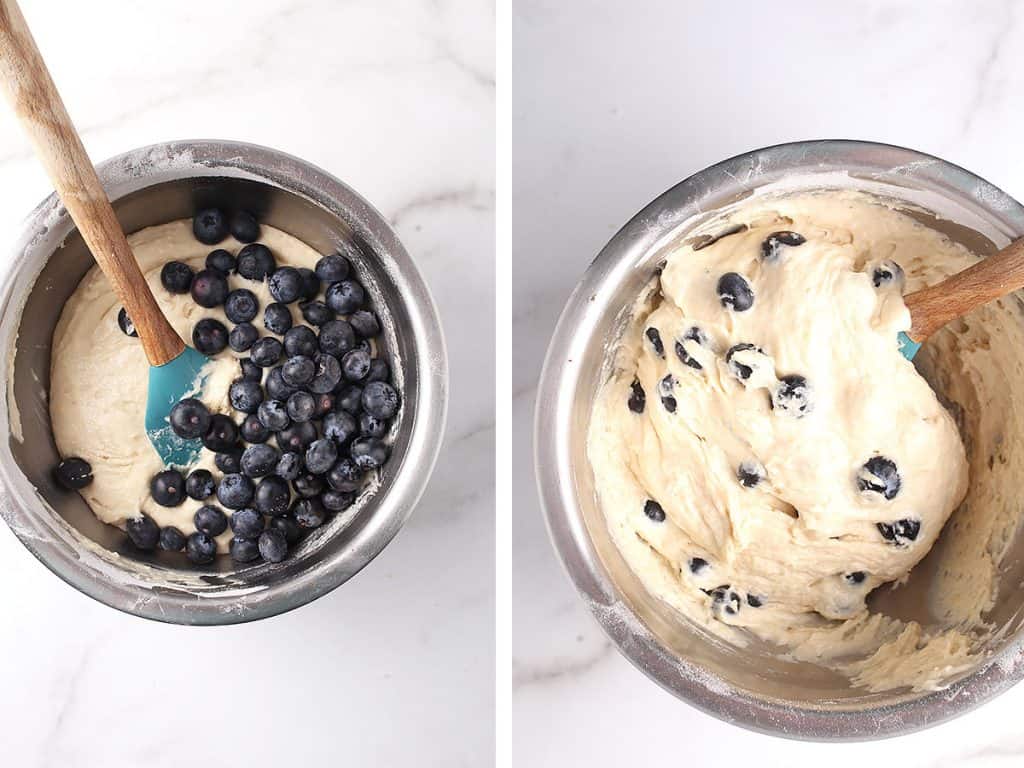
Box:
269;515;303;544
845;571;867;584
236;243;276;281
349;310;380;338
365;358;389;384
316;253;350;283
327;459;362;492
193;208;228;245
737;461;766;488
229;507;265;538
225;289;259;324
258;399;291;431
185;468;215;500
217;473;254;509
872;260;905;288
857;456;901;500
151;469;186;507
313;392;335;418
293;472;324;498
297;268;320;300
299;300;333;326
341;348;371;382
215;448;243;474
361;381;398;419
253;474;291;516
229;379;264;414
265;367;297;400
658;374;677;413
760;231;806;261
322;489;355;512
126;514;160;550
627;379;645;414
241;443;279;478
772;374;813;418
240;413;270;444
160;261;194;293
192;318;229;356
194;504;228;536
282;355;316;387
323;410;358;444
190;269;229;308
275;421;318;453
311;352;342;393
318;319;355;356
350;437;389;470
158;526;187;552
643;499;665;522
689;557;708;574
169;397;210;439
229;322;259;352
305;438;338;475
325;280;365;314
746;595;764;608
645;327;664;357
709;586;742;617
203;414;239;452
229;210;260;243
337;385;363;414
250;336;283;367
725;343;763;381
269;266;303;304
263;302;293;335
877;518;920;546
229;537;261;563
284;325;319;357
276;452;303;481
117;307;138;337
258;529;288;563
360;412;387;438
206;249;236;275
186;531;217;564
717;272;754;311
240;358;263;383
293;497;327;529
287;391;316;422
675;326;708;371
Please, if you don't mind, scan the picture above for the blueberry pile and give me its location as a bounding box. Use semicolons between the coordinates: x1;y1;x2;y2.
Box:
57;208;399;567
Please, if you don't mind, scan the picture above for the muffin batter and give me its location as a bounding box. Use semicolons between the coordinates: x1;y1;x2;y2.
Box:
588;191;1020;692
50;220;324;552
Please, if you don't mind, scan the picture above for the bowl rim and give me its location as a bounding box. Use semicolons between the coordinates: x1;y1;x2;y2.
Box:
0;139;449;625
534;138;1024;740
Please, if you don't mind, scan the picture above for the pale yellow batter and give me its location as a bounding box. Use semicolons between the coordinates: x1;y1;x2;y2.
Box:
50;220;324;552
588;191;1024;692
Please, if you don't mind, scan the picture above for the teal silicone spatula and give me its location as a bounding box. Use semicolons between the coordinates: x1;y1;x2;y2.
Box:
898;237;1024;360
0;0;207;466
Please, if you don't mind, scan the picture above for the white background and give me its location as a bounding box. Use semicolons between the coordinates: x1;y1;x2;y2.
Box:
0;1;494;766
510;0;1024;765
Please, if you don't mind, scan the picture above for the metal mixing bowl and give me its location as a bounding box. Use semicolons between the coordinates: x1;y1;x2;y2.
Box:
535;140;1024;739
0;140;448;625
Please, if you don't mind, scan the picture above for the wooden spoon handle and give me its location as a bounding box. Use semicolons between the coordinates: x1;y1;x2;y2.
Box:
904;237;1024;342
0;0;183;365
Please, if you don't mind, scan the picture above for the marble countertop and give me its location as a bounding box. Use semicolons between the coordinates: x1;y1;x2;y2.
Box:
0;1;493;766
511;0;1024;764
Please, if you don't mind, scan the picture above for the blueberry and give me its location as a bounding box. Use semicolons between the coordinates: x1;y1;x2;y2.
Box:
215;448;243;474
193;208;228;245
845;571;867;584
269;515;303;544
297;268;320;300
293;497;327;529
362;381;399;419
318;319;355;356
717;272;754;311
299;300;334;326
206;249;236;275
287;391;316;422
311;352;342;394
158;526;187;551
627;379;645;414
230;537;261;563
323;410;358;444
241;414;270;444
258;529;288;563
305;438;338;475
689;557;708;574
772;375;813;418
236;243;276;281
151;469;186;507
872;261;904;288
250;336;283;367
258;399;291;431
160;261;194;293
337;385;363;414
282;355;316;387
725;343;763;381
342;348;371;382
360;412;387;437
293;472;324;498
170;398;212;441
117;307;138;337
322;489;355;512
229;322;259;352
316;253;350;283
710;586;742;616
225;289;259;324
284;325;318;357
327;459;362;492
349;310;380;338
203;414;239;452
124;514;159;550
263;302;293;335
675;326;708;371
325;280;365;314
737;461;765;488
658;374;677;413
229;379;264;414
253;474;291;516
276;421;318;453
229;210;260;243
857;456;901;500
313;392;335;418
747;594;764;608
186;531;217;565
877;518;920;546
761;231;806;261
241;443;280;478
276;452;303;481
192;318;229;356
645;327;664;357
240;358;263;383
265;367;297;400
190;269;229;308
185;468;215;500
194;504;228;536
229;507;265;538
366;358;389;384
643;499;665;522
350;437;389;470
269;266;302;304
217;473;254;510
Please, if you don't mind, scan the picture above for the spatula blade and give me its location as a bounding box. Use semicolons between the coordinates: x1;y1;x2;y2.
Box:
145;345;209;467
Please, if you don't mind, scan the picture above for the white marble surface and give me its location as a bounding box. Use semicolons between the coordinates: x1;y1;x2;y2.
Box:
0;1;493;765
511;0;1024;764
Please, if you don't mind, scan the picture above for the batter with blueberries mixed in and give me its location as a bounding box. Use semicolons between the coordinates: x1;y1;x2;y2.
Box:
586;190;1024;692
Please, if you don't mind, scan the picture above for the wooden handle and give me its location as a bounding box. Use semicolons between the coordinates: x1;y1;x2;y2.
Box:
0;0;183;365
904;237;1024;342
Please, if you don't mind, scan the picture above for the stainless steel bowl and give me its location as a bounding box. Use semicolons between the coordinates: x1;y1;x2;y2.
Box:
535;140;1024;739
0;140;448;625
